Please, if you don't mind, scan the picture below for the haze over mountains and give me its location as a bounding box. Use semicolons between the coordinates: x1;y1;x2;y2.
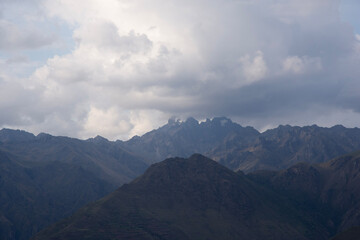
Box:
1;117;360;239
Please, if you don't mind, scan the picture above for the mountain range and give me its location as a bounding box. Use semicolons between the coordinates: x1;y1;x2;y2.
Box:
33;153;360;240
0;129;148;239
1;117;360;239
121;117;360;172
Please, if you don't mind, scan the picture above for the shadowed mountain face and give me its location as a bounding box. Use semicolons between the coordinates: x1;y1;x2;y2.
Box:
34;154;355;240
0;150;113;240
0;129;149;240
248;151;360;236
331;226;360;240
121;118;360;172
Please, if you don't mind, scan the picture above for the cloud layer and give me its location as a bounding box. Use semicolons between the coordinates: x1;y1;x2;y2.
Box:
1;0;360;140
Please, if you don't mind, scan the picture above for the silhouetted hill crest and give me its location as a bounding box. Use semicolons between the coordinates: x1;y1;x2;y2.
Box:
86;135;109;144
33;154;338;240
0;128;35;143
133;153;243;190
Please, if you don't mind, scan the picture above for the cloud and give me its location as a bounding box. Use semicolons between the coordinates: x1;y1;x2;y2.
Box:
1;0;360;140
5;55;29;64
282;56;322;74
81;106;133;139
0;76;43;126
0;19;57;50
74;22;152;54
0;1;59;51
239;51;267;83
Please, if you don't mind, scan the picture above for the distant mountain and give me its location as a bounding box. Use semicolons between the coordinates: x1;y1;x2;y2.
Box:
121;117;259;164
32;154;333;240
120;118;360;172
0;128;36;142
214;124;360;172
0;129;149;240
3;118;360;239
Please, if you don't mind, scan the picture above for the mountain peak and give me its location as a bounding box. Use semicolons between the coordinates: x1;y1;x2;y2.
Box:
167;117;182;125
139;154;218;179
201;117;237;128
331;124;346;131
185;117;198;126
33;153;333;240
87;135;109;143
36;133;53;141
0;128;36;142
131;154;243;194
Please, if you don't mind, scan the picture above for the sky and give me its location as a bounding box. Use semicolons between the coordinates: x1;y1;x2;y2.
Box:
0;0;360;140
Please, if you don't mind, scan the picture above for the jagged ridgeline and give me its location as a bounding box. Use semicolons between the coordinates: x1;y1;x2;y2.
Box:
121;117;360;172
1;117;360;240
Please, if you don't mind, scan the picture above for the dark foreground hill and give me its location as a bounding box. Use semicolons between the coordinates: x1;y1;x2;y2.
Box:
0;129;149;240
248;150;360;237
34;153;360;240
331;226;360;240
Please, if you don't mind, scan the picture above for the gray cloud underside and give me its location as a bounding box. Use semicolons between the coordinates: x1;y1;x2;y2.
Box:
0;0;360;140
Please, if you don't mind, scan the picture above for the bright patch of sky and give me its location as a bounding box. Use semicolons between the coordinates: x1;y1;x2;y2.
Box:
340;0;360;34
0;0;75;76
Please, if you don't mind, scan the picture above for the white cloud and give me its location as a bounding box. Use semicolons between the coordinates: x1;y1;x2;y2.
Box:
81;106;132;140
282;56;322;74
0;19;57;50
239;51;267;83
0;0;360;139
128;110;169;137
73;22;153;54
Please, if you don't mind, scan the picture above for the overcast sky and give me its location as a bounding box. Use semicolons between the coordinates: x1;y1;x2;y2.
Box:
1;0;360;140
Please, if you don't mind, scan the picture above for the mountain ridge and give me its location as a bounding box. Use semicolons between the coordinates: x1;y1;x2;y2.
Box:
33;152;360;240
0;129;150;240
116;117;360;172
32;154;333;240
2;118;360;239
